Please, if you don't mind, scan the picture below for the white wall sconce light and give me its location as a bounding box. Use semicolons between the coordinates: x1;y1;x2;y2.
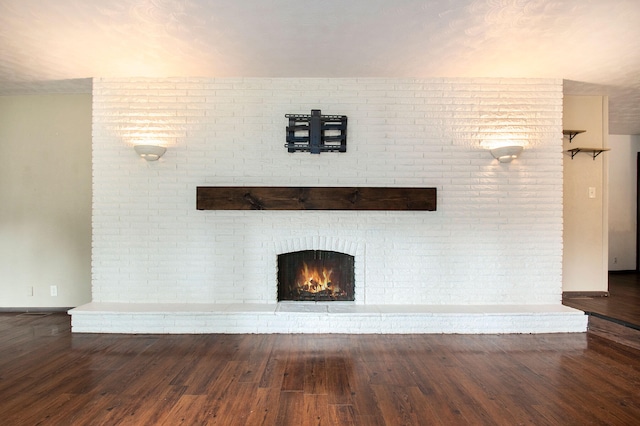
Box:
134;144;166;161
490;145;523;163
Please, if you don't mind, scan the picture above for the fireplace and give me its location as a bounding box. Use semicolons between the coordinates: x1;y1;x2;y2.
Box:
277;250;355;302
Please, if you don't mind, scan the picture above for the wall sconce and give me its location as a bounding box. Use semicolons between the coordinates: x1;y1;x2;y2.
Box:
490;145;523;163
134;144;166;161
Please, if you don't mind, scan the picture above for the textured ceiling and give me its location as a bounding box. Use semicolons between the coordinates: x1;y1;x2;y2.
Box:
1;0;638;134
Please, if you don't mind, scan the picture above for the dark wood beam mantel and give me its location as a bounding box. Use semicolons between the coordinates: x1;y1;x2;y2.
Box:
196;187;437;211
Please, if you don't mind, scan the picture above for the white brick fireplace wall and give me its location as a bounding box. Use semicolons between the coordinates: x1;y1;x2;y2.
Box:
70;77;587;333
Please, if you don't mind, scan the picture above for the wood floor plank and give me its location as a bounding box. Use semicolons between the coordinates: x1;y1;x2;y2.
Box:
371;384;435;426
244;387;282;425
302;394;330;426
157;394;211;425
116;385;188;426
281;359;305;392
326;362;354;405
258;350;287;389
275;391;305;426
209;382;260;425
328;404;357;425
348;360;388;420
303;355;328;395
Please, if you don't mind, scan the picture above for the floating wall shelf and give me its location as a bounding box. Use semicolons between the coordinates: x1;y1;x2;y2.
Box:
566;147;611;160
563;129;586;143
196;186;437;211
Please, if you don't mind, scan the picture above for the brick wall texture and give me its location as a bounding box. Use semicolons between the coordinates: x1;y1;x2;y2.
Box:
91;77;563;305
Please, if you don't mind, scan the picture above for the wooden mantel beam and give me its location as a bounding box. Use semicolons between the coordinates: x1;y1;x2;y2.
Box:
196;187;437;211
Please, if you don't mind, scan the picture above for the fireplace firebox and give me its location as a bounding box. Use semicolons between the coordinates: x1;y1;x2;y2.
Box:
277;250;355;302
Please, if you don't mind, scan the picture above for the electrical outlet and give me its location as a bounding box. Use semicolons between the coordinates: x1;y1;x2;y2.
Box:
27;286;33;296
50;285;58;297
614;257;618;264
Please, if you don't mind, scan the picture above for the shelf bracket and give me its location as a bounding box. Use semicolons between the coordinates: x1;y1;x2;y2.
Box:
568;148;581;159
567;148;610;160
563;130;586;143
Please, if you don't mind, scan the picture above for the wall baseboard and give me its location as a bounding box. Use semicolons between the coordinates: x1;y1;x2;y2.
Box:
0;307;71;313
563;291;609;298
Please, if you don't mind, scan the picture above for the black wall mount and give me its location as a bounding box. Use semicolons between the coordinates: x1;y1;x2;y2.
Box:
285;109;347;153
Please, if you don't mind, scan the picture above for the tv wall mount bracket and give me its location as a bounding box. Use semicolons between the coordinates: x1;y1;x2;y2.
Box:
285;109;347;153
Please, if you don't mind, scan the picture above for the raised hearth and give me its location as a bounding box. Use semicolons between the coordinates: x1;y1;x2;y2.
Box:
68;303;588;334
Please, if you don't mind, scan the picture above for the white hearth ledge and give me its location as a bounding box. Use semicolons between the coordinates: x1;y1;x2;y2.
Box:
69;303;587;334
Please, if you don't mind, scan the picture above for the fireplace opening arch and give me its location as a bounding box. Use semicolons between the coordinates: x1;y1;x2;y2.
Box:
277;250;355;302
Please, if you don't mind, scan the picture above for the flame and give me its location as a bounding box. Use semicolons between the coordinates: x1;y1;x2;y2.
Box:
297;261;339;294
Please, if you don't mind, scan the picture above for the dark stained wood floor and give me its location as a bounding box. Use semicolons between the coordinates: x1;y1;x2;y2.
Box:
1;313;640;425
563;271;640;327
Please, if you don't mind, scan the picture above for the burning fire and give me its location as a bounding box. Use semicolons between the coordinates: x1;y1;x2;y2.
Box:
297;262;342;294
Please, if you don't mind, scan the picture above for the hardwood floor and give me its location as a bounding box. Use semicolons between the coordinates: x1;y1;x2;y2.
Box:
1;313;640;425
563;271;640;327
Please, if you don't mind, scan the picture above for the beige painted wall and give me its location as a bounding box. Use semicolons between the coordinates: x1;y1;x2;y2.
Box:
563;95;609;292
0;94;92;308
